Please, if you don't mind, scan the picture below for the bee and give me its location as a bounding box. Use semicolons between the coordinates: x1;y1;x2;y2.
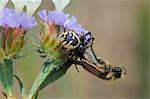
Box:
60;31;80;49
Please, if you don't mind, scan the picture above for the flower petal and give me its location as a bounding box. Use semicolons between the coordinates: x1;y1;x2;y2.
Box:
0;8;37;30
38;10;48;21
52;0;70;11
0;0;9;10
64;16;86;35
21;13;37;29
48;11;68;26
11;0;26;13
25;0;41;15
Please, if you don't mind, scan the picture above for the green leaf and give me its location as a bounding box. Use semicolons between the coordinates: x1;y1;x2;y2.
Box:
0;58;13;95
39;60;72;90
28;59;71;98
13;74;26;97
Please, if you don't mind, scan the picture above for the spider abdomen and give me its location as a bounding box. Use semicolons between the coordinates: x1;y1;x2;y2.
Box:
60;31;80;49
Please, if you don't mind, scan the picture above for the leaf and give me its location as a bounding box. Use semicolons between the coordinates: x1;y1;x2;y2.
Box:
29;61;61;98
29;60;71;98
0;58;13;95
39;59;73;91
13;74;26;97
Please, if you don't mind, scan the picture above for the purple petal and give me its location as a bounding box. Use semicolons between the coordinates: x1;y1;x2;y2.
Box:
64;16;77;28
38;10;48;21
38;10;88;36
21;13;37;30
48;11;68;26
64;16;86;35
0;8;37;30
5;12;23;28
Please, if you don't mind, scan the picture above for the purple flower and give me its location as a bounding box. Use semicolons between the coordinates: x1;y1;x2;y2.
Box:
0;8;37;30
48;11;68;26
38;10;92;46
38;10;87;35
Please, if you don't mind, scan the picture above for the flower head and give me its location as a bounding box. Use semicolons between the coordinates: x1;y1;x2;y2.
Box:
0;0;39;59
38;10;87;36
0;8;36;29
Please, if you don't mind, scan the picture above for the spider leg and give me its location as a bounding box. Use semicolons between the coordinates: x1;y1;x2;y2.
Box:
74;64;80;72
90;45;100;64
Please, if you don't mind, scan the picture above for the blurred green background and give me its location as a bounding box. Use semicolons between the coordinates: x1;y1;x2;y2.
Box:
0;0;149;99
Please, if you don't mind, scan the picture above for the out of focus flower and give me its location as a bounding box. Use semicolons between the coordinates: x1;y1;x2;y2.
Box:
0;8;36;29
0;0;40;97
0;0;40;59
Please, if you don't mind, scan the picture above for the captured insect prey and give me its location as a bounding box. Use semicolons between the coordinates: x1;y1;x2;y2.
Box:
74;59;126;80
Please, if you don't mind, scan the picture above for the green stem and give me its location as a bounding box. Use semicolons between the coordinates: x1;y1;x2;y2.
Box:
7;89;12;99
